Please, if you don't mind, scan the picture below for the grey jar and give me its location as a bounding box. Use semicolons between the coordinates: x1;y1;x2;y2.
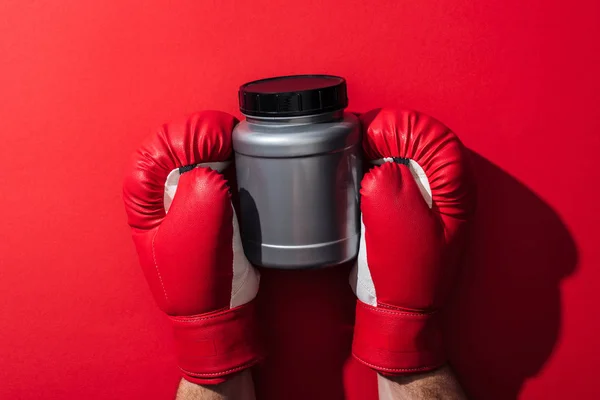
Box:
232;75;361;269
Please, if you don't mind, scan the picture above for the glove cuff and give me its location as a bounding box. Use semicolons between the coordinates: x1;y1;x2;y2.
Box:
170;299;262;385
352;301;445;374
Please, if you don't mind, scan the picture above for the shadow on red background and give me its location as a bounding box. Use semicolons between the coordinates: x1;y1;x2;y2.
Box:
444;151;578;399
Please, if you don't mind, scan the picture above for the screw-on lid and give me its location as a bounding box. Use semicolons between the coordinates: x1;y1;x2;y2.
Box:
238;75;348;117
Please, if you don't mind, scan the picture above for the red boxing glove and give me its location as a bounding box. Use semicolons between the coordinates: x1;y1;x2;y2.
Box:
350;108;475;374
123;111;261;384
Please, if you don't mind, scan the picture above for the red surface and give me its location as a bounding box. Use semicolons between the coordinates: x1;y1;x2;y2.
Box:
1;1;598;399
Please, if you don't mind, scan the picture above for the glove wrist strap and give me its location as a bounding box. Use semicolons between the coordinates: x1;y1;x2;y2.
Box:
352;301;445;374
170;299;262;384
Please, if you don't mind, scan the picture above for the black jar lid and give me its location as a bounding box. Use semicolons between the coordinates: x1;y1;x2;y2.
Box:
238;75;348;117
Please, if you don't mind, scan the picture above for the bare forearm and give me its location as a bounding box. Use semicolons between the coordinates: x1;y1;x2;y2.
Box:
378;365;467;400
176;371;256;400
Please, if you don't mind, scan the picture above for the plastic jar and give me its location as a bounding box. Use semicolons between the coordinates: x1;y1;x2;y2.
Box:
233;75;361;269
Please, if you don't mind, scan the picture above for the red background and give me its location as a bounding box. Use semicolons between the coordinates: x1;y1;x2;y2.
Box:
1;1;599;399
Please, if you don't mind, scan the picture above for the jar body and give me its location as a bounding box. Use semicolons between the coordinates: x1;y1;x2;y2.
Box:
232;112;361;269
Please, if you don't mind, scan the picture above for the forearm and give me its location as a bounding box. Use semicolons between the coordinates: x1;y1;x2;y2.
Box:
378;365;467;400
176;370;256;400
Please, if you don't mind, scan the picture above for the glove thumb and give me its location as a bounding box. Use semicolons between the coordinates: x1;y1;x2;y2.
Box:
360;161;444;310
154;166;235;315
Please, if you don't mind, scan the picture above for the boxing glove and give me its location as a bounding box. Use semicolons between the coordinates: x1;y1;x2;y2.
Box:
123;110;261;384
350;108;475;374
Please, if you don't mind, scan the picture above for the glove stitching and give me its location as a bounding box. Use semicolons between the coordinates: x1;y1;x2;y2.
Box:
171;312;230;323
352;353;443;372
359;301;436;317
151;228;170;305
179;358;261;377
230;264;250;299
356;274;377;298
170;303;248;323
